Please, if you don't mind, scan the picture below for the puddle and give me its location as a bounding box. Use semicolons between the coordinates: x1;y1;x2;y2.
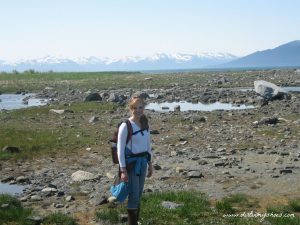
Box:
0;182;25;195
283;86;300;92
239;86;300;93
0;93;48;110
146;101;255;112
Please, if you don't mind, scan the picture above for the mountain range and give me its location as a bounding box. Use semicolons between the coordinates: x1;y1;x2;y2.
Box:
220;40;300;68
0;40;299;72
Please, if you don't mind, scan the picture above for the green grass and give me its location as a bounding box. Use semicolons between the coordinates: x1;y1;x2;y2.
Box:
0;194;33;225
0;194;77;225
289;199;300;212
96;191;260;225
0;102;117;160
96;192;300;225
265;205;300;225
0;70;265;93
42;212;77;225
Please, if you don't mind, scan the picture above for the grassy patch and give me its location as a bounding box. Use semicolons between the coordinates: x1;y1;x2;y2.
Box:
96;191;300;225
0;194;77;225
43;212;77;225
266;205;300;225
289;199;300;212
95;191;257;225
0;194;32;225
0;102;117;160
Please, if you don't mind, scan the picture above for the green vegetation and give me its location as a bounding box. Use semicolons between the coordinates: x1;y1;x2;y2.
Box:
266;204;300;225
289;199;300;212
0;194;77;225
0;102;117;160
0;70;271;93
1;190;300;225
0;194;32;225
42;212;77;225
96;192;300;225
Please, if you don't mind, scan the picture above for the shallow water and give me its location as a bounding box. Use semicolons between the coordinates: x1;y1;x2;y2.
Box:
239;86;300;92
0;93;47;110
0;182;25;195
146;101;255;112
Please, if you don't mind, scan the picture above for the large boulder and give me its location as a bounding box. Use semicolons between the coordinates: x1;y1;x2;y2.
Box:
85;93;102;102
254;80;287;100
71;170;99;182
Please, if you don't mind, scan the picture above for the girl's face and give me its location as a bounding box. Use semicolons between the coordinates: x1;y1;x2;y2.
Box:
130;103;144;118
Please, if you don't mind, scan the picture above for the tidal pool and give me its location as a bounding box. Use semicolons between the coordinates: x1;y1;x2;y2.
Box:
0;93;48;110
146;101;255;112
0;182;25;195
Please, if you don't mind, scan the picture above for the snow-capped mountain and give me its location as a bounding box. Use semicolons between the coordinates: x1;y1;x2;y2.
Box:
0;53;237;72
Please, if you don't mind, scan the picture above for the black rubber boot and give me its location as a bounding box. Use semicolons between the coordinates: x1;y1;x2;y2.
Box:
137;207;140;221
127;209;138;225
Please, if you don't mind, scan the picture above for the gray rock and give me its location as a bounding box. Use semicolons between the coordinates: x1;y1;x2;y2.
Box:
161;201;183;209
89;195;107;206
30;195;42;201
132;91;149;99
1;176;14;183
54;203;64;208
280;169;292;174
85;93;102;102
27;216;43;224
65;195;75;202
198;160;208;165
89;116;99;123
119;214;128;223
254;80;287;100
71;170;99;182
187;171;204;178
2;146;20;153
108;93;120;102
49;109;74;114
174;105;181;112
16;176;28;183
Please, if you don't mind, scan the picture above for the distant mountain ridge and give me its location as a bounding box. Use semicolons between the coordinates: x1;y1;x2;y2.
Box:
1;40;299;72
220;40;300;68
0;53;237;72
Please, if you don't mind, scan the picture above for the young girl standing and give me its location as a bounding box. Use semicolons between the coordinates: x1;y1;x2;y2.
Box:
117;96;153;225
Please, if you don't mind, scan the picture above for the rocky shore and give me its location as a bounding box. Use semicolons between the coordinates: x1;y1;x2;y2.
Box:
1;70;300;224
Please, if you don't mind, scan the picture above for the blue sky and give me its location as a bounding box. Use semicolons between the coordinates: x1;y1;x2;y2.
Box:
0;0;299;60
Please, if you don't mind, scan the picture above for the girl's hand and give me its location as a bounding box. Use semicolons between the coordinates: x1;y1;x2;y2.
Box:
120;170;128;182
147;163;153;178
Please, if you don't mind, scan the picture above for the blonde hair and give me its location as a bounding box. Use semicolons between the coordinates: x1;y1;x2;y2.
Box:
128;96;148;129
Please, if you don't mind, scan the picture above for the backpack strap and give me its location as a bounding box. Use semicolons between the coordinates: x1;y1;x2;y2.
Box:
124;120;133;144
132;126;149;136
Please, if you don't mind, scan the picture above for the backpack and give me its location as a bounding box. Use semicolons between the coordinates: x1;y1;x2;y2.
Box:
110;120;133;164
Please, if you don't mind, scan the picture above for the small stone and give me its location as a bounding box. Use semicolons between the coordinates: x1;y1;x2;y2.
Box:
65;196;75;202
16;176;28;183
214;162;225;167
106;172;116;179
30;195;42;201
42;187;58;192
2;146;20;153
54;203;64;208
161;201;183;209
198;160;208;165
119;214;128;223
280;169;292;174
153;164;162;170
108;196;117;203
176;167;184;173
187;171;204;178
89;116;99;123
